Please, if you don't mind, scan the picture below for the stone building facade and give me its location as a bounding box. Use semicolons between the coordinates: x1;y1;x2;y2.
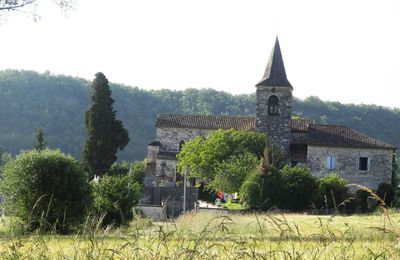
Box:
144;37;396;190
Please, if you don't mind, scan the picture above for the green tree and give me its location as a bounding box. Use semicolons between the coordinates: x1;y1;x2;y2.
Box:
91;174;142;226
0;149;91;233
209;152;260;193
107;160;146;185
177;129;266;180
33;128;47;151
82;72;129;178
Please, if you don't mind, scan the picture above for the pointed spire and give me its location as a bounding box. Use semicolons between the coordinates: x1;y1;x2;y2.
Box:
256;37;292;88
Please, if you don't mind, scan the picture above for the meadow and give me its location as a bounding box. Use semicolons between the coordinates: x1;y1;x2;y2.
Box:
1;210;400;259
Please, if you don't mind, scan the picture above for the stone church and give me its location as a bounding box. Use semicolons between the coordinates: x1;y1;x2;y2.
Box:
145;37;396;190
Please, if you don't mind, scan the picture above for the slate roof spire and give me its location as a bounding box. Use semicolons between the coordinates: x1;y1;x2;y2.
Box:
256;37;292;88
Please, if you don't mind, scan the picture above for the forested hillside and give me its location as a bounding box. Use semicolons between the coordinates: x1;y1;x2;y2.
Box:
0;70;399;161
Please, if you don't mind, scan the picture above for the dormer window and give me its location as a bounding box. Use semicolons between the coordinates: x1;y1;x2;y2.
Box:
268;95;279;115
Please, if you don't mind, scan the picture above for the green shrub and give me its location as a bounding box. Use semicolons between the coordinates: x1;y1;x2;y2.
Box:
239;171;262;209
314;174;349;211
107;160;146;185
0;149;91;233
377;182;395;207
91;174;142;226
278;166;317;211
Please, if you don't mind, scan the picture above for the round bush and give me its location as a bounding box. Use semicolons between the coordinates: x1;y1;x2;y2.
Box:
0;149;91;233
314;174;349;211
91;174;142;226
377;182;395;207
278;166;317;211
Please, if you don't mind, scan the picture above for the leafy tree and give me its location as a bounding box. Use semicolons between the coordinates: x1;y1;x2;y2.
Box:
177;129;266;180
83;72;129;178
209;152;260;194
91;174;142;226
107;160;146;185
33;128;47;151
0;149;91;233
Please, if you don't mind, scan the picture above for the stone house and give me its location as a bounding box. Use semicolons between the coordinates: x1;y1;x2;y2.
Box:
144;37;396;190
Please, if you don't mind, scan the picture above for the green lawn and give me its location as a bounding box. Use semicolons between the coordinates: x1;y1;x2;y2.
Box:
1;211;400;259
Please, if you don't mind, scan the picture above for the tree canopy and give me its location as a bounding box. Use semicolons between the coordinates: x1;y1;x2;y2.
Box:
82;72;129;177
177;129;266;191
0;70;398;162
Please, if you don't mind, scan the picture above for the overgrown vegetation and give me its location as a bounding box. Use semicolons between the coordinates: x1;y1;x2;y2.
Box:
91;174;142;227
1;211;400;258
0;70;398;161
0;149;91;233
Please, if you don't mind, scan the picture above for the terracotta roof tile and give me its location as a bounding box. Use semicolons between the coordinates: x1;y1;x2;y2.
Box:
308;124;396;149
291;119;315;132
156;114;256;130
156;114;313;132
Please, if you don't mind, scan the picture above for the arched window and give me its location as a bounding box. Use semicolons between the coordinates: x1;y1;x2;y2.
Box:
179;140;185;152
268;95;279;115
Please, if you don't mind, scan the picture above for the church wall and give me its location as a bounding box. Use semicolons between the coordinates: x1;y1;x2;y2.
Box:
307;146;392;189
156;127;214;152
156;159;178;185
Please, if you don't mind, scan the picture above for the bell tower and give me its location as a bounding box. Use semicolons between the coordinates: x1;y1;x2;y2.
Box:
256;37;293;156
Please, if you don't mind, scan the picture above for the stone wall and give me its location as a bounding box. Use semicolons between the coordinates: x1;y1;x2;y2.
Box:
156;127;213;152
256;86;292;156
307;146;393;189
136;205;167;220
156;159;178;185
139;187;198;218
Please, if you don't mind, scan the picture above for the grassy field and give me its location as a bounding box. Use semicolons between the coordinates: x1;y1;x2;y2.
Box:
1;211;400;259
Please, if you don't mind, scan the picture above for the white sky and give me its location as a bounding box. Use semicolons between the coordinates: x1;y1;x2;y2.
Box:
1;0;399;108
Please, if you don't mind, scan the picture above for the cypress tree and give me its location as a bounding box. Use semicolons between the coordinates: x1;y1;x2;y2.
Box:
33;128;47;151
83;72;129;178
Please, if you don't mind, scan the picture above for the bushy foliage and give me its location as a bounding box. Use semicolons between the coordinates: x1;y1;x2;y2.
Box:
177;128;266;181
107;160;146;185
0;149;91;233
278;166;317;211
261;166;317;211
377;182;395;207
209;152;260;193
91;174;142;226
239;170;262;209
314;174;349;210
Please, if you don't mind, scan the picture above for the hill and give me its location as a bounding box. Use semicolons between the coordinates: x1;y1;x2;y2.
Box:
0;70;399;161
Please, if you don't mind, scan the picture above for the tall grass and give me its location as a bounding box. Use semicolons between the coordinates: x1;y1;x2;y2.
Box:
1;210;400;259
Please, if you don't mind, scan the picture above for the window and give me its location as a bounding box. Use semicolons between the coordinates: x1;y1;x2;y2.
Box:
326;156;336;170
358;157;370;171
268;95;279;115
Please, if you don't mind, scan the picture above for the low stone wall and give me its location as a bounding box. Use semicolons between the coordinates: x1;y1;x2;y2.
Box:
139;187;198;218
136;205;166;221
196;207;231;215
